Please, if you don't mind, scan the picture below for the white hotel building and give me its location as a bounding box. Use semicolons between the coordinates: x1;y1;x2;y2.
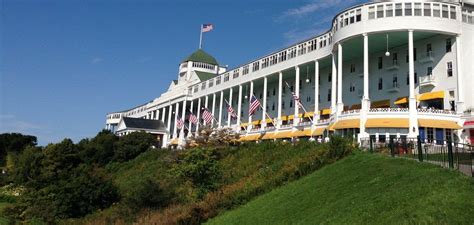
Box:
106;0;474;147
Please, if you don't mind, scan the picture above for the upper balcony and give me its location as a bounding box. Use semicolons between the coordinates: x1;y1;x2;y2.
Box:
419;51;435;64
419;74;437;87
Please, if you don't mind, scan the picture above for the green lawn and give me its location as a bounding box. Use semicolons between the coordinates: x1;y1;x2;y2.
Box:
0;202;11;225
207;152;474;225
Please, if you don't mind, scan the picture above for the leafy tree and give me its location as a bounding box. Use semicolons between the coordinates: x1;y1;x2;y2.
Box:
11;145;45;188
123;178;171;209
41;139;82;182
113;131;158;162
0;133;37;167
78;130;118;165
175;148;222;199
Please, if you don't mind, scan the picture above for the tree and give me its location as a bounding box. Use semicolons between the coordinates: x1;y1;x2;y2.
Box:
113;131;158;162
41;139;82;183
78;130;118;165
11;145;45;188
0;133;37;167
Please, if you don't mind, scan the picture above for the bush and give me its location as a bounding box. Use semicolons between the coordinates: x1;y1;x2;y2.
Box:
124;178;171;209
328;135;354;159
113;132;158;162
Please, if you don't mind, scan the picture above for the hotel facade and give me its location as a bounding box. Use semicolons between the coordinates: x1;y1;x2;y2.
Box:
106;0;474;147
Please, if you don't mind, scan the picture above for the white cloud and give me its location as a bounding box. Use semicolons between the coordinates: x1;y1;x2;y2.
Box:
280;0;358;20
91;57;103;64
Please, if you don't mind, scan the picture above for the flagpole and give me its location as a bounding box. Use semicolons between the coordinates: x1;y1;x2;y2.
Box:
284;81;314;125
199;25;203;49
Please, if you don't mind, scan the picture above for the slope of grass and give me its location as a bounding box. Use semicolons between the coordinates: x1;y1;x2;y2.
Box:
207;152;474;225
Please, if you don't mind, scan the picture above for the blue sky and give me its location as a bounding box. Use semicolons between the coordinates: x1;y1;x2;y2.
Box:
0;0;366;145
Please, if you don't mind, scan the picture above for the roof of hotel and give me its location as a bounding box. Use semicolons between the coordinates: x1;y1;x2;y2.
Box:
195;71;216;81
182;49;219;65
122;117;166;131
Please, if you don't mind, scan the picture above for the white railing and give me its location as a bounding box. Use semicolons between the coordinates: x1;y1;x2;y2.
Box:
341;109;361;115
369;108;409;113
419;75;436;85
417;108;457;115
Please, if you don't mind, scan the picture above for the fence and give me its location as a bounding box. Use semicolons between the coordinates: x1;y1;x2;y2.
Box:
360;137;474;177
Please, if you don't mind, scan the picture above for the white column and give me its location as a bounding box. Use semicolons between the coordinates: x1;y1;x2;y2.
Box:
455;34;464;113
167;104;173;140
277;71;283;129
408;30;418;138
211;93;216;126
360;33;370;139
337;43;344;114
237;85;242;127
161;107;166;122
314;60;320;124
248;81;254;131
179;100;187;141
228;88;233;127
331;53;337;115
204;95;209;126
262;76;268;130
218;91;224;128
196;98;201;135
156;109;160;121
294;66;300;126
161;107;168;148
188;100;194;133
173;102;179;138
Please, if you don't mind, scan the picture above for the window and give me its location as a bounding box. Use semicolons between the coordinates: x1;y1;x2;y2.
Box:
252;61;260;72
446;38;452;52
414;3;422;16
405;3;412;16
201;82;206;90
208;79;213;87
282;102;285;109
216;76;221;85
194;85;199;93
392;53;398;65
356;9;362;22
378;78;383;90
349;82;355;92
242;65;249;75
442;5;448;18
327;89;331;101
386;4;393;17
415;72;418;84
377;5;384;18
259;93;263;99
426;43;432;56
350;64;355;73
427;128;434;143
427;66;433;76
424;3;431;16
433;4;440;17
395;3;402;16
272;103;275;111
289;100;293;108
273;88;276;96
447;62;453;77
328;73;332;82
392;76;398;88
233;69;239;79
378;57;383;69
306;96;311;102
450;6;456;19
224;73;230;82
369;6;375;19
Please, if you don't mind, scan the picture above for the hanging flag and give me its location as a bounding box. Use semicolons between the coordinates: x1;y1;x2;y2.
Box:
226;101;237;119
188;112;198;124
201;24;214;33
249;95;260;116
201;108;214;124
176;116;184;129
285;81;305;111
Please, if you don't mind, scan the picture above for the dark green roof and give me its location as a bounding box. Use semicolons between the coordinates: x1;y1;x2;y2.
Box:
195;71;215;81
182;49;218;65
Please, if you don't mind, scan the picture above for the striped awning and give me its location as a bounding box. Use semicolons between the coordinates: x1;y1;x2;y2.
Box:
261;132;276;140
321;108;331;115
418;91;444;101
332;119;360;129
371;99;390;108
418;119;461;129
273;131;293;139
394;96;408;105
240;133;261;141
365;118;409;128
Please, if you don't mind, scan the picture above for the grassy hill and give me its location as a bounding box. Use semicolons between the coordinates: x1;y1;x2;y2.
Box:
207;152;474;225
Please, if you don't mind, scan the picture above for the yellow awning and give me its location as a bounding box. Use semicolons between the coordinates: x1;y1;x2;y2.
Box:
273;131;293;139
288;114;303;120
262;132;276;140
251;120;260;125
241;123;248;127
312;127;326;136
371;99;390;108
349;104;361;110
304;112;314;117
418;91;444;101
394;96;408;105
321;108;331;115
332;119;360;129
418;119;462;129
240;133;261;141
365;118;409;128
265;118;273;123
280;115;288;121
292;129;307;137
170;139;178;145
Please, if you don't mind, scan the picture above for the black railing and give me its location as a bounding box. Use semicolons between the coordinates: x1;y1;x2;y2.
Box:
360;137;474;177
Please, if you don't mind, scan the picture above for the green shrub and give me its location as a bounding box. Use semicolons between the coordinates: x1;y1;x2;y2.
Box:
113;132;158;162
123;178;171;209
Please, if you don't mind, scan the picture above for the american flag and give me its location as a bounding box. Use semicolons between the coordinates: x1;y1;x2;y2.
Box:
227;102;237;119
201;24;213;33
201;108;214;124
176;116;184;129
249;95;260;116
285;81;305;110
188;112;198;124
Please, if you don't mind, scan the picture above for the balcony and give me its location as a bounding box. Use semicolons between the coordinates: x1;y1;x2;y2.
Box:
420;51;435;64
386;61;400;71
387;82;400;93
419;75;437;87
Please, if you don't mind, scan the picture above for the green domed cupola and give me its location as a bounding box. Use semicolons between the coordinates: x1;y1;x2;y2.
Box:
182;49;219;65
